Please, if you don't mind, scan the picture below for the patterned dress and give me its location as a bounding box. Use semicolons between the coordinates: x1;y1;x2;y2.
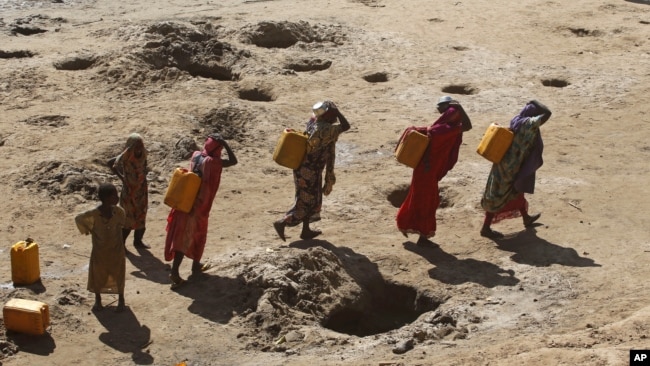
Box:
481;104;545;223
112;134;148;230
280;118;342;226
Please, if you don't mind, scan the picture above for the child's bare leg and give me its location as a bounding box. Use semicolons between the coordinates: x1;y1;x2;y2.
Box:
92;293;103;311
115;294;125;313
122;228;131;246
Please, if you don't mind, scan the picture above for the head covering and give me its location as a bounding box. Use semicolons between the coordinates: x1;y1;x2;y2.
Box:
125;133;143;148
510;103;542;132
202;135;223;158
437;96;453;105
115;133;146;165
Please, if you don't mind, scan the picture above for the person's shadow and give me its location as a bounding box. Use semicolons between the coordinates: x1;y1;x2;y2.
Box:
126;247;170;284
625;0;650;5
491;228;600;267
170;272;263;325
94;307;153;365
402;241;520;288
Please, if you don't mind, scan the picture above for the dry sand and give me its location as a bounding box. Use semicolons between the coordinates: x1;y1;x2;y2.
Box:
1;0;650;365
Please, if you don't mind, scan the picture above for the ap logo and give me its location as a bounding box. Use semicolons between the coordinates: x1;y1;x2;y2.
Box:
631;350;650;365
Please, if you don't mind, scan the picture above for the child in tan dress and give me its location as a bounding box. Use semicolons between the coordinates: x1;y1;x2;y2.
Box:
75;183;127;312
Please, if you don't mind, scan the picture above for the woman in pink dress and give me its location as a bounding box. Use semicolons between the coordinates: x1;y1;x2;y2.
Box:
164;133;237;288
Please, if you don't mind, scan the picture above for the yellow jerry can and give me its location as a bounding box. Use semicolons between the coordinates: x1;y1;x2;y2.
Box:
476;123;514;164
3;298;50;335
11;239;40;286
164;168;201;213
395;130;429;169
273;129;308;170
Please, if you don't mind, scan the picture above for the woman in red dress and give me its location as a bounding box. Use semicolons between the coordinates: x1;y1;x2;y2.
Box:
396;96;470;247
165;133;237;288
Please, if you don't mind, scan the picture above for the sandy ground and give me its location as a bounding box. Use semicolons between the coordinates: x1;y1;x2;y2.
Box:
1;0;650;365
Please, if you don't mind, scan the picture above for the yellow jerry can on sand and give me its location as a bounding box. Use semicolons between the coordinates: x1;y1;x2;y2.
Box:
273;129;308;170
476;123;514;164
3;298;50;335
11;239;40;286
164;168;201;213
395;130;429;169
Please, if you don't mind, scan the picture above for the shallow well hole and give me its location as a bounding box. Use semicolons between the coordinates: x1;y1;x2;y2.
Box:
237;87;276;102
0;50;34;59
441;84;477;95
541;78;570;88
322;281;439;337
363;71;389;83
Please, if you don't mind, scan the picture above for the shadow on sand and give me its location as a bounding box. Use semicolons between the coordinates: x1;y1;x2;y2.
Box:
6;331;56;356
403;241;520;288
490;228;600;267
94;307;153;365
169;271;263;325
126;246;170;284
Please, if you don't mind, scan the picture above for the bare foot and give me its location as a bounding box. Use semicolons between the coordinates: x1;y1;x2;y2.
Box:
273;222;286;242
92;303;104;312
300;229;321;240
115;304;126;313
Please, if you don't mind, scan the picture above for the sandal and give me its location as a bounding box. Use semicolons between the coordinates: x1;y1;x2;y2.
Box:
192;263;212;274
169;274;185;290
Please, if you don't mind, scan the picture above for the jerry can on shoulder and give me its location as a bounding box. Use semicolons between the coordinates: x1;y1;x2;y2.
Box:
395;129;429;169
476;123;514;164
273;129;308;170
164;168;201;213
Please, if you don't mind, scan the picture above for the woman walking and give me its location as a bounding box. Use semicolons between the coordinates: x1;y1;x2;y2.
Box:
165;133;237;288
274;101;350;241
480;100;552;238
396;96;470;247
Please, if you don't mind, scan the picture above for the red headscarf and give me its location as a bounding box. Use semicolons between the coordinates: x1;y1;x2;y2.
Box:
202;136;223;158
